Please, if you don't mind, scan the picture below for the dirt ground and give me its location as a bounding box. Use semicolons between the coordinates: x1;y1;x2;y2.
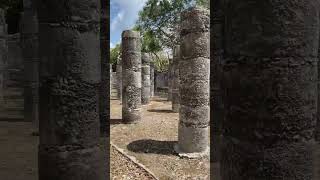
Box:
110;94;211;180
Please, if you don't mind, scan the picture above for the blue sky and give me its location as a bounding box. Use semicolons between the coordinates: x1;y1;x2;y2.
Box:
110;0;148;48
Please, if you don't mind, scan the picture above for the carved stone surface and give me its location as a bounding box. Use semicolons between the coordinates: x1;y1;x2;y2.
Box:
172;45;180;113
37;0;107;179
121;30;141;123
141;53;150;105
99;0;109;136
221;1;319;179
176;7;210;156
21;0;39;131
150;61;154;97
116;57;122;101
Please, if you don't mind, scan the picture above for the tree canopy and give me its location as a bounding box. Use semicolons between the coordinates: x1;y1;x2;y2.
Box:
110;44;121;65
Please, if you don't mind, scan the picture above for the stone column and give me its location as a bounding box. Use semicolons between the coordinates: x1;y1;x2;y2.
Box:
110;64;112;96
121;30;141;123
150;61;155;97
116;57;122;101
141;53;150;105
211;0;224;163
167;58;173;101
21;0;39;133
175;7;210;158
0;9;6;110
99;0;109;136
37;0;107;179
172;45;180;112
221;1;318;179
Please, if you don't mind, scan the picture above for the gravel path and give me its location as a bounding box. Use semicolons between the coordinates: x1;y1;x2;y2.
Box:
111;145;157;180
110;96;211;180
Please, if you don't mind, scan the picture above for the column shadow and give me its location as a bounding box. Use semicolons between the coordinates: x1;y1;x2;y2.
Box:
110;118;123;124
147;109;174;113
127;139;177;155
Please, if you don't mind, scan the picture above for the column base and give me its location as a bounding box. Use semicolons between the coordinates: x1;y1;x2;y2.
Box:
174;143;209;159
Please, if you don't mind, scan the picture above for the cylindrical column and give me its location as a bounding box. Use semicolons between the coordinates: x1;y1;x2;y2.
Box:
175;7;210;157
211;0;224;163
21;0;39;133
167;58;173;101
99;0;109;136
150;61;155;97
121;30;141;123
37;0;107;179
172;45;180;112
110;64;112;96
0;9;6;111
221;1;318;179
116;57;122;101
141;53;150;105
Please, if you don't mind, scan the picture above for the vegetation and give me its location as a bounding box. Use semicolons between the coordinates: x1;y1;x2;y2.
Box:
110;44;121;65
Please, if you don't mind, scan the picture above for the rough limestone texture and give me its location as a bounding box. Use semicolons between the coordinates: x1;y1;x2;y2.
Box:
121;30;141;123
99;0;109;136
116;57;122;101
141;53;150;105
21;0;39;132
167;58;173;101
221;1;318;179
172;45;180;113
175;7;210;157
150;62;155;97
0;9;6;113
211;0;224;163
37;0;107;179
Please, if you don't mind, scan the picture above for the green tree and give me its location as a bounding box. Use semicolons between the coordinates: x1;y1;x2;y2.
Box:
135;0;209;50
110;44;120;65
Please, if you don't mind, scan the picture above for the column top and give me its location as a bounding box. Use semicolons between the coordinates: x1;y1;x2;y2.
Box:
122;30;140;38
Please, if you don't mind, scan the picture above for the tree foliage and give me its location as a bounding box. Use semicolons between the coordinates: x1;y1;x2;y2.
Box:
110;44;121;65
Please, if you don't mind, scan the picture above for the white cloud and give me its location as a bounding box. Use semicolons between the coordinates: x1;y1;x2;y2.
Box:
111;0;147;36
110;42;115;48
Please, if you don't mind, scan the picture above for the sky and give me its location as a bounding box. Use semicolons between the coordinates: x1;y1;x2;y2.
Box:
110;0;148;48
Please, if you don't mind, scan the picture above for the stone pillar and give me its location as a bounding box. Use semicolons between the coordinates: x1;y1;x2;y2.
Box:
121;30;141;123
172;45;180;112
99;0;109;136
167;58;173;101
0;9;6;110
110;64;112;96
211;0;224;163
221;1;318;179
116;57;122;101
141;53;150;105
37;0;107;179
175;7;210;158
21;0;39;133
150;61;155;97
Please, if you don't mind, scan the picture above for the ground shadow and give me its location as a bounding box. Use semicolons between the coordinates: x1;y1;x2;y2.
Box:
147;109;174;113
110;118;123;125
0;118;25;122
127;139;177;155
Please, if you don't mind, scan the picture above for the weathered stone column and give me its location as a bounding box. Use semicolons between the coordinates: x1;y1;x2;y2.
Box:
150;61;155;97
0;9;6;110
121;30;141;123
172;45;180;112
99;0;109;136
167;58;173;101
21;0;39;133
37;0;107;179
110;64;112;96
116;57;122;101
211;0;224;163
221;1;318;179
141;53;150;105
175;7;210;157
